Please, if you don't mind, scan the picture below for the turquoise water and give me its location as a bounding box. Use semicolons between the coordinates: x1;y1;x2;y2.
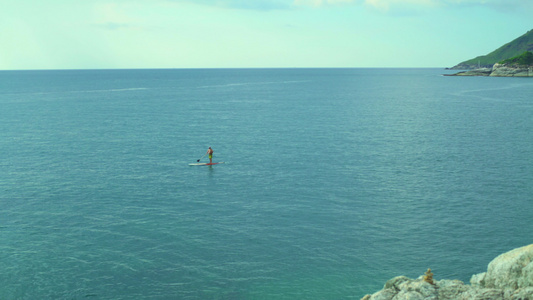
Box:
1;69;532;299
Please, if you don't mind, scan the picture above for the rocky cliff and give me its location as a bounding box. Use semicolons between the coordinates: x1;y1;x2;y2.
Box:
447;51;533;77
447;64;533;77
361;244;533;300
490;63;533;77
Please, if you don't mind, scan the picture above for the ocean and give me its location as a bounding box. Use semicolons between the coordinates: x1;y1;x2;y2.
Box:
1;68;532;299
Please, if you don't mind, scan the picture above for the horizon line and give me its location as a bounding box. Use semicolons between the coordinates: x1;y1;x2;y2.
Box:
0;66;451;72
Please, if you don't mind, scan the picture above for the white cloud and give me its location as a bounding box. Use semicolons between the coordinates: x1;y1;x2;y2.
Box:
363;0;437;11
166;0;292;10
161;0;532;14
292;0;533;12
92;3;140;29
293;0;355;7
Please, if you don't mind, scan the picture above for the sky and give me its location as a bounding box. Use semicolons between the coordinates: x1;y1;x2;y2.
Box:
0;0;531;69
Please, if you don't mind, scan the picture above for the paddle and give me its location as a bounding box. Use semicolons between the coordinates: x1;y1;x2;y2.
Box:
197;153;207;162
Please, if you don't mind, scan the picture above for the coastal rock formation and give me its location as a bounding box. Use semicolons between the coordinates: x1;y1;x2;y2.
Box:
447;64;533;77
361;244;533;300
448;67;492;76
447;51;533;77
490;63;533;77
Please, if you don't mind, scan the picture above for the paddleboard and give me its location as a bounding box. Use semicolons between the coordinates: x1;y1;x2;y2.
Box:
189;162;225;166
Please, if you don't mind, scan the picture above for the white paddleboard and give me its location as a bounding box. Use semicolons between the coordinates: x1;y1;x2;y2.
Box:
189;162;225;166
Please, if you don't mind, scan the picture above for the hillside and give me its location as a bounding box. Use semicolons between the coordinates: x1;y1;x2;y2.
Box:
450;29;533;69
499;51;533;66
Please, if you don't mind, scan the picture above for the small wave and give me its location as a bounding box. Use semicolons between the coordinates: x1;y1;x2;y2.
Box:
196;80;308;89
109;88;149;92
74;87;149;93
0;87;149;99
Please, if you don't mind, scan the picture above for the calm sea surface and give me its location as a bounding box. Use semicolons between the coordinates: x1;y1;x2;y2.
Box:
1;69;532;299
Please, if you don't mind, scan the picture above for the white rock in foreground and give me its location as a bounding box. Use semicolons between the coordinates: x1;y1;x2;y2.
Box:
362;244;533;300
490;63;533;77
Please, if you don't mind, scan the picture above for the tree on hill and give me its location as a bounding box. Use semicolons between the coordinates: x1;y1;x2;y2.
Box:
499;51;533;66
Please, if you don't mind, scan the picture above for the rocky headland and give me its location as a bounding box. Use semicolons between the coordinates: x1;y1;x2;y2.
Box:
361;244;533;300
447;64;533;77
490;63;533;77
447;51;533;77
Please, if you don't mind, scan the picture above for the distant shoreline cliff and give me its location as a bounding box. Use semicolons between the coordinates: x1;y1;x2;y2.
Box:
445;64;533;77
361;244;533;300
446;51;533;77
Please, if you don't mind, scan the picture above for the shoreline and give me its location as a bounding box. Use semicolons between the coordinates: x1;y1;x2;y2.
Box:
445;64;533;77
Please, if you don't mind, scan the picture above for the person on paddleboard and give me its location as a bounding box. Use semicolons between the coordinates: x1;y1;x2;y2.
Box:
207;147;214;163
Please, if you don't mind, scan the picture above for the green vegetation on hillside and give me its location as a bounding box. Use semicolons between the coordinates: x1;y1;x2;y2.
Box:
499;51;533;66
452;30;533;69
